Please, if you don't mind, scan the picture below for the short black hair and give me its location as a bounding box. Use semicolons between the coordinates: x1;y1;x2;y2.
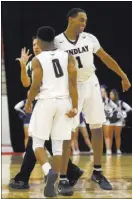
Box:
67;8;86;19
36;26;55;42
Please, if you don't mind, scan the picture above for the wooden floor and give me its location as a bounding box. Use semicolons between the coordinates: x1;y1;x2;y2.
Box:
2;154;132;198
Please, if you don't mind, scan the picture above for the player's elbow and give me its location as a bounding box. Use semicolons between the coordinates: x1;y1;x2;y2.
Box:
21;80;31;88
70;68;77;80
69;82;78;95
101;53;116;67
100;53;110;63
72;67;77;74
14;105;18;111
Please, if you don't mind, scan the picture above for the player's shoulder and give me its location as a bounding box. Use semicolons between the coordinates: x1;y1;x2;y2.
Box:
55;49;69;57
55;32;65;44
55;32;64;40
36;52;48;61
36;52;43;58
80;32;98;41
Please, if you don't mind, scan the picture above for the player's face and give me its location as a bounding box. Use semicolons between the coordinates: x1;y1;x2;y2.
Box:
110;92;115;101
101;88;107;98
70;12;87;34
33;39;41;55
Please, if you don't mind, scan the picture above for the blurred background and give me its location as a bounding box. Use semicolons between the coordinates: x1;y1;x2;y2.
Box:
1;1;132;153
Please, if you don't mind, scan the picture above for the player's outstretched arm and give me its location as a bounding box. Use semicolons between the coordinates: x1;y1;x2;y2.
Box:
25;57;43;113
67;55;78;118
16;47;32;87
96;47;131;92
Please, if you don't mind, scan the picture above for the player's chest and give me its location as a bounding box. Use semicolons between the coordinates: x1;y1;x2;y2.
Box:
58;39;94;55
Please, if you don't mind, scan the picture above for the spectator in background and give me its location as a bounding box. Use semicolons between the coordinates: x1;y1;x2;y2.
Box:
101;85;118;155
109;89;132;154
14;91;34;148
71;112;93;155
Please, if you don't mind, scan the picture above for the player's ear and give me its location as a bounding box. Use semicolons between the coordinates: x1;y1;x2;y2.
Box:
68;17;74;24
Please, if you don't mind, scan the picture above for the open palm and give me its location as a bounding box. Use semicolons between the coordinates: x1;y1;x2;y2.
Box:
16;47;32;65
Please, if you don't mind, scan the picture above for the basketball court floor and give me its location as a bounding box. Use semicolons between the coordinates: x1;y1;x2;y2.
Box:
2;153;132;198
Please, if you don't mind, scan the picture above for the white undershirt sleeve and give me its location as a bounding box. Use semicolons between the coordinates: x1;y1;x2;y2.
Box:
14;101;25;114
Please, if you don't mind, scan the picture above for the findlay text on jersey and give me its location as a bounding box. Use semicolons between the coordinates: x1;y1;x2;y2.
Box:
66;45;88;56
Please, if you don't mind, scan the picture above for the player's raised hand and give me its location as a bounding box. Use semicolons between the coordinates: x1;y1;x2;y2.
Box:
121;76;131;92
16;47;32;65
65;108;78;118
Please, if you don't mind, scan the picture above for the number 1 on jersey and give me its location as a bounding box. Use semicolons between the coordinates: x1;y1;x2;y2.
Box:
52;59;64;78
76;56;83;68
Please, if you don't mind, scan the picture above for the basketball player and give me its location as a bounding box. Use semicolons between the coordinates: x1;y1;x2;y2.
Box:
71;112;93;155
9;37;83;192
25;26;78;197
54;8;131;190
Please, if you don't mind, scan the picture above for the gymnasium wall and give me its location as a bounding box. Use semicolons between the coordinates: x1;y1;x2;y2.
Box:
1;30;12;151
2;2;132;152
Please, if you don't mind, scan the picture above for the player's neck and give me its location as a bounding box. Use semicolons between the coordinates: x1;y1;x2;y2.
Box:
41;43;55;51
64;27;79;40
